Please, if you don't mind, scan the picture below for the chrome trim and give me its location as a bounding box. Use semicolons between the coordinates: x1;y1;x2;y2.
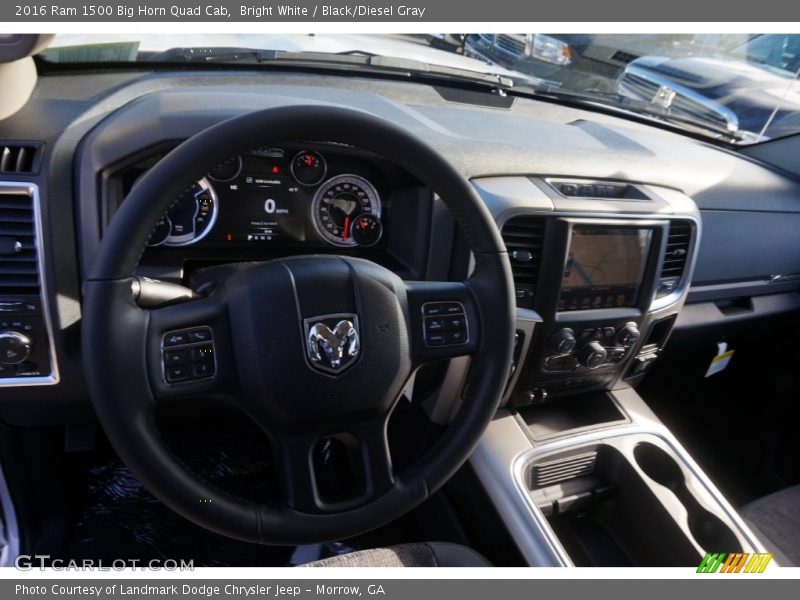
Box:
0;182;59;387
160;177;219;248
0;461;19;567
651;216;701;312
502;307;541;403
311;174;381;248
302;313;361;375
471;413;571;566
305;315;360;373
618;63;740;133
543;177;654;203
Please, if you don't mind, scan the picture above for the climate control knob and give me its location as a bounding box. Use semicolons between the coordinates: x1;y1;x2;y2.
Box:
550;328;577;354
618;322;641;346
0;331;32;365
577;341;607;369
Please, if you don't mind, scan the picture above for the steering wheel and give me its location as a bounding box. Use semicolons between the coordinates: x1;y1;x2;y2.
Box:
82;105;515;545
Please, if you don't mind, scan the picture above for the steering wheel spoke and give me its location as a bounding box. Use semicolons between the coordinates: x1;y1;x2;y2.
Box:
349;415;396;499
273;431;320;513
146;294;237;401
405;280;481;366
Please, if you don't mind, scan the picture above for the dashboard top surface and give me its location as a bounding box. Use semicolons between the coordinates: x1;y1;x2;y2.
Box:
3;69;798;214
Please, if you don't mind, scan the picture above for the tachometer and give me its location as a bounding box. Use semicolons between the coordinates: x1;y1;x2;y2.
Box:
147;178;219;247
311;175;381;247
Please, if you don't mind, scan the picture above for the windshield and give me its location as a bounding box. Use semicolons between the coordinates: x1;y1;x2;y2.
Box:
41;33;800;144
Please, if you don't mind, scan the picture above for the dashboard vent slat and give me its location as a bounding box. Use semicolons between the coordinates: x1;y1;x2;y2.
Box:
0;191;39;295
0;209;34;223
501;216;546;309
0;144;39;174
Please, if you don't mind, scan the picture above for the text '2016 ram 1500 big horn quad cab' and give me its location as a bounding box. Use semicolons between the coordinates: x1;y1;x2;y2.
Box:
0;32;798;568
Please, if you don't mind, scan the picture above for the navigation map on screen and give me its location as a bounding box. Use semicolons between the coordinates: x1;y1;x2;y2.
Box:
559;227;652;311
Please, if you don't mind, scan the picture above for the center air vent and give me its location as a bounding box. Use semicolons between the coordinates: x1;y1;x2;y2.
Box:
656;219;692;298
501;216;545;309
0;190;39;295
0;144;40;174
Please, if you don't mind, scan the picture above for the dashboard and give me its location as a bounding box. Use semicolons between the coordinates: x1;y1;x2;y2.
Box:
0;68;799;420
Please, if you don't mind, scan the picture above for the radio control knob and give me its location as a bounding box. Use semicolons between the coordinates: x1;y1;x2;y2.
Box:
578;341;607;369
618;322;641;346
0;331;33;365
550;328;577;354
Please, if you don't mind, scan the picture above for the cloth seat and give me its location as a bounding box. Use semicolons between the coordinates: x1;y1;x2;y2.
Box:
301;542;491;567
740;485;800;566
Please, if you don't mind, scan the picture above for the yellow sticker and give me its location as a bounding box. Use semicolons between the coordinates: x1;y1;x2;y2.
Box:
711;350;735;364
705;343;735;378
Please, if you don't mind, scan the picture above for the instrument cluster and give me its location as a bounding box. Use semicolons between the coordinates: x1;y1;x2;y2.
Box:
144;146;387;250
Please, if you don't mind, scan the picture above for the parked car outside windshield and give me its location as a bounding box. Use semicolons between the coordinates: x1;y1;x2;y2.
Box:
616;34;800;141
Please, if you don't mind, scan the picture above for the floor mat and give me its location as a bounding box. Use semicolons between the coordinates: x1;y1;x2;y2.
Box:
65;460;299;567
61;410;360;567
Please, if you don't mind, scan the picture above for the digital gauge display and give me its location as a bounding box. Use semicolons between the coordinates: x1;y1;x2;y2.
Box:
216;167;307;243
141;148;384;248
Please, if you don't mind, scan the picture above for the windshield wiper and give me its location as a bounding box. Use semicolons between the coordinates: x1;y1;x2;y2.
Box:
512;84;747;143
144;46;531;94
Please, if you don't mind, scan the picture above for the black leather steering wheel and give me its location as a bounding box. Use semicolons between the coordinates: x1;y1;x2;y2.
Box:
82;105;514;545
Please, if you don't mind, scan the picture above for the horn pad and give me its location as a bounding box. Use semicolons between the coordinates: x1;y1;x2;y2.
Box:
224;256;411;430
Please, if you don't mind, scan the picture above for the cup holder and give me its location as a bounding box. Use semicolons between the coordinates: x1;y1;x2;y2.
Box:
634;442;742;552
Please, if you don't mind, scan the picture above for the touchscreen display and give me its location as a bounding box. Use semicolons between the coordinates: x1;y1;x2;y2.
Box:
559;227;652;311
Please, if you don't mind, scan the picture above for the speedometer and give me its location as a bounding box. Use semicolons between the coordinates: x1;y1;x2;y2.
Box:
147;178;219;247
311;175;381;247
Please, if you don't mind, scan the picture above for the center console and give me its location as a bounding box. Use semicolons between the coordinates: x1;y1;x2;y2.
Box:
523;218;665;401
465;176;769;566
471;389;768;567
472;177;699;404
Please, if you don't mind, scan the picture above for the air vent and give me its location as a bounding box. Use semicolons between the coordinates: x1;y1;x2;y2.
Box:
502;216;545;309
657;219;692;297
0;190;39;295
529;450;598;488
0;144;39;174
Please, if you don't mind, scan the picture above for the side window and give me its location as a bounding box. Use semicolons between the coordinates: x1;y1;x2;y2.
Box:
743;34;800;73
744;35;784;68
783;36;800;72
